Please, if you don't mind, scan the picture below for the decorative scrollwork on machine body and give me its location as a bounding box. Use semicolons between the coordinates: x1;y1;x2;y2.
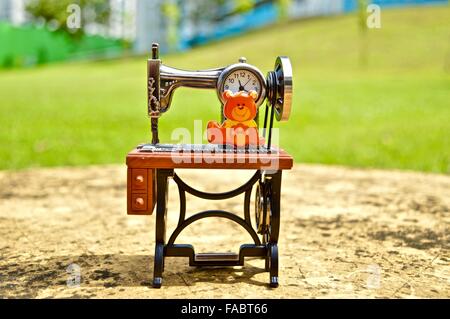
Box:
148;77;160;118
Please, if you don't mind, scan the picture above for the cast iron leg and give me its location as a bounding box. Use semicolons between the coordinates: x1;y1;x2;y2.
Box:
267;170;282;288
153;243;164;288
262;234;270;271
153;169;172;288
269;243;279;287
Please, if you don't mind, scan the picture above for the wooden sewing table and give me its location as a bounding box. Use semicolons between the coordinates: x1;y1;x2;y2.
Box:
126;144;293;288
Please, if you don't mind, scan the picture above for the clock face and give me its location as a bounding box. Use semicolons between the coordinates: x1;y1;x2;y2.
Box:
222;69;262;96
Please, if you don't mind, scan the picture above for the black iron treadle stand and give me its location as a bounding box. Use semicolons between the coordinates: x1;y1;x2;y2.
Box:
152;168;282;288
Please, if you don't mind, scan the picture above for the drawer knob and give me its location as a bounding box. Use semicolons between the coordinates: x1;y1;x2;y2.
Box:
135;175;144;183
135;197;145;206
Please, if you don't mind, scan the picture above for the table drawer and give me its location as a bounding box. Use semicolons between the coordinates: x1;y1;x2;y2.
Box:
131;193;147;211
131;169;147;191
127;168;155;215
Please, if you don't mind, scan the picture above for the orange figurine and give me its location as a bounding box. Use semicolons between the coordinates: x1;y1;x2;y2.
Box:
207;90;264;147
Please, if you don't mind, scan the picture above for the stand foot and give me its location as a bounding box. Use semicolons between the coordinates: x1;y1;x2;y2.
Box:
270;276;279;288
153;243;164;288
268;243;279;288
153;277;162;288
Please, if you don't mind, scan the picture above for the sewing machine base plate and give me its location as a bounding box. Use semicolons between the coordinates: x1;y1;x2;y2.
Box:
137;143;278;154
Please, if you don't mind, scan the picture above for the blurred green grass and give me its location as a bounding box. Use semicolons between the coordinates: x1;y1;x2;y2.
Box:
0;6;449;172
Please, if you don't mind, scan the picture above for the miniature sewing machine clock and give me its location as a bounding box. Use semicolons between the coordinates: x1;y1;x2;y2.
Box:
126;43;293;288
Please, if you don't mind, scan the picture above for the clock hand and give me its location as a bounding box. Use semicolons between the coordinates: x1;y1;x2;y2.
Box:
242;78;251;88
238;79;245;91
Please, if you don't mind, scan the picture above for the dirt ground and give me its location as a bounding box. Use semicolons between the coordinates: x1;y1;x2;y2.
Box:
0;164;448;298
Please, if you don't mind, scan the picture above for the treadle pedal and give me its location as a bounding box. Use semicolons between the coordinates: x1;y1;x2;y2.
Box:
194;253;239;262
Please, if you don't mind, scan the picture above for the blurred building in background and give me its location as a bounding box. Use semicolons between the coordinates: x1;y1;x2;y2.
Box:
0;0;447;68
0;0;27;25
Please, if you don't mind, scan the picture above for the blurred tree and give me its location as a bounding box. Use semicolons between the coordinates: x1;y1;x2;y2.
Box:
25;0;111;38
234;0;255;13
357;0;369;67
276;0;292;21
165;0;226;48
161;1;180;52
187;0;226;23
